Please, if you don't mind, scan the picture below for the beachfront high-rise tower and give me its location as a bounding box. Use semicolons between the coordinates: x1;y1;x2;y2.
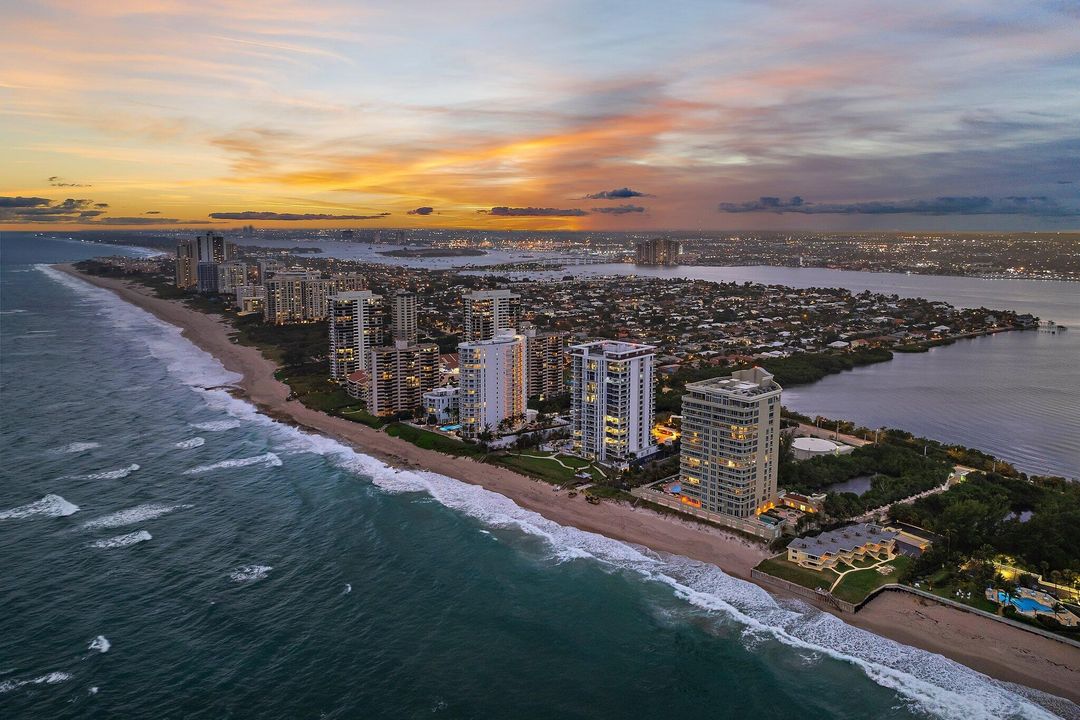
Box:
521;323;568;400
390;290;418;346
366;340;440;417
678;367;782;517
568;340;657;466
328;290;383;382
175;238;197;289
458;329;526;440
462;289;520;342
263;271;332;324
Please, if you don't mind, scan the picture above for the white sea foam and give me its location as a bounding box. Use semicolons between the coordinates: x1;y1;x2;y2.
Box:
0;308;28;314
85;463;140;480
88;636;110;653
0;671;73;693
81;503;192;530
183;452;281;475
88;686;99;695
90;530;152;549
37;265;241;392
175;437;206;449
189;419;241;432
39;261;1064;719
0;494;79;520
230;565;271;582
343;583;352;594
53;441;100;454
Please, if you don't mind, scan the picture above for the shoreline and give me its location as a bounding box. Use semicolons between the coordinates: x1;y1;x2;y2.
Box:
55;264;1080;706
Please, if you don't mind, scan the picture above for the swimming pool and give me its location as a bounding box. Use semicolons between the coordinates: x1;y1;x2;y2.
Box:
439;424;462;432
997;591;1052;614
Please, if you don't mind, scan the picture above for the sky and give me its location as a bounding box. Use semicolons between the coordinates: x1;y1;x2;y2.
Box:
1;0;1079;232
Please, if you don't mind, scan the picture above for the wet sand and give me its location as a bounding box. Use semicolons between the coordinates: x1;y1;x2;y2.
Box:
57;264;1080;706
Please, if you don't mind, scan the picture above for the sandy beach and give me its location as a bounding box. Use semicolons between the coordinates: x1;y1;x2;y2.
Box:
57;264;1080;706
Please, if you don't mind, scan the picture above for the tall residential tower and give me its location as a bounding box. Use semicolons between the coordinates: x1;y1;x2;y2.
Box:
568;340;656;466
678;367;781;517
458;329;526;440
462;289;520;342
328;290;383;381
390;290;418;345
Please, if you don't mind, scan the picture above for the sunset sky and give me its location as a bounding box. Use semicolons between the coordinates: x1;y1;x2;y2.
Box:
2;0;1078;231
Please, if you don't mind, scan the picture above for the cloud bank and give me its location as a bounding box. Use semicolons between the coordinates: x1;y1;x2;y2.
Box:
717;196;1080;217
592;204;645;215
407;206;434;215
208;211;391;221
584;188;651;200
485;206;588;217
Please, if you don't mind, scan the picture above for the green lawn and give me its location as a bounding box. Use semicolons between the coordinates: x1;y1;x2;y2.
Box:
384;423;483;458
336;404;385;429
492;452;605;484
922;584;1000;614
832;557;912;604
756;556;839;592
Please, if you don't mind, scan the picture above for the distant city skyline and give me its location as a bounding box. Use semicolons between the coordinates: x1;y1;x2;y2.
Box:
2;1;1079;231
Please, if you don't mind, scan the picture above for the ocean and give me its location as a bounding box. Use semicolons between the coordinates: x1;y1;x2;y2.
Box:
0;235;1071;719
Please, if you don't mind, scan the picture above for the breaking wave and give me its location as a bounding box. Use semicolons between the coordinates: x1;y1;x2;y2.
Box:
175;437;206;449
90;530;152;549
88;636;111;653
0;671;73;693
85;463;140;480
189;419;241;432
183;452;281;475
52;441;100;454
81;504;192;530
0;494;79;520
230;565;272;582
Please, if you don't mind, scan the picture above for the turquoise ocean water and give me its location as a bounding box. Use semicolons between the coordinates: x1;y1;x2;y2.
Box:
0;235;1072;719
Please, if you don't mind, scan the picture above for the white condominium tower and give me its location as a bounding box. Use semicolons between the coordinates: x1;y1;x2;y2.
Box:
462;289;520;342
390;290;418;345
458;330;526;440
328;290;383;381
569;341;656;466
678;367;781;517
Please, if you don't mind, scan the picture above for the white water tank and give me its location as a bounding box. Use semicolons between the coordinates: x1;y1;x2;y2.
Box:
793;437;844;460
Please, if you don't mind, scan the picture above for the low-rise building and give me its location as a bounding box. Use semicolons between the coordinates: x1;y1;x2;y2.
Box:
786;523;898;570
423;386;460;424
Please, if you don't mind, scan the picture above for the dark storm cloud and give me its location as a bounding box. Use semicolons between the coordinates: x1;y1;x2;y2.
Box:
592;204;645;215
48;176;91;188
208;211;391;221
407;206;434;215
0;197;100;222
98;217;211;225
484;206;588;217
0;196;50;207
717;196;1080;216
584;187;651;200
